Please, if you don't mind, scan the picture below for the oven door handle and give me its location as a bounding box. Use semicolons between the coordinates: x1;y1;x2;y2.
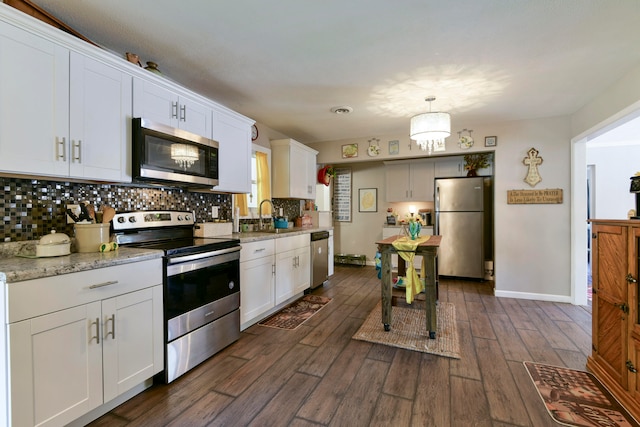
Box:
166;246;241;265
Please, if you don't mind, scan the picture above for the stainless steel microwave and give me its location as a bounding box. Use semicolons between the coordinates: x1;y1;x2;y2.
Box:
132;118;219;187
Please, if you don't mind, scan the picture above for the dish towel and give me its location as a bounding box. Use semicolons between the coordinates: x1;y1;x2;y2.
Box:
392;235;430;304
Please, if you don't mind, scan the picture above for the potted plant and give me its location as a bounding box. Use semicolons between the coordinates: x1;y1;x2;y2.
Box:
317;165;335;186
463;154;491;176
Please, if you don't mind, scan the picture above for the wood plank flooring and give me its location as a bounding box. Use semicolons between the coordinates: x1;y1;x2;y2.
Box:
88;266;592;427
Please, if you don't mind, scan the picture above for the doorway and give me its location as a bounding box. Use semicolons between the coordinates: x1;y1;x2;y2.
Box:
572;105;640;306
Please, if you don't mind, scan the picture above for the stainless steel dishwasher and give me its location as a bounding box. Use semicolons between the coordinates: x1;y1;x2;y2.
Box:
310;231;330;289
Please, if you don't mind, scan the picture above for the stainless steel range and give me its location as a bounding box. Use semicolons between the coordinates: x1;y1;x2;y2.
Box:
112;210;241;383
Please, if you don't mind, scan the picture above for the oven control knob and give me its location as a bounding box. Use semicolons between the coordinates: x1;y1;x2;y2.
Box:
228;281;235;290
128;216;136;223
117;217;126;223
185;215;191;221
177;215;183;221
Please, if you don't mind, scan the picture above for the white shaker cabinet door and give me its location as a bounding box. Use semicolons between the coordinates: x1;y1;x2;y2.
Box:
102;286;163;402
133;78;212;138
9;302;103;427
0;22;69;177
275;249;296;305
213;109;252;193
240;255;276;327
69;52;132;182
293;245;311;295
132;77;180;128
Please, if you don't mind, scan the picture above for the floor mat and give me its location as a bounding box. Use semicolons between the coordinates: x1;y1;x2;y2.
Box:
258;294;331;330
524;361;639;426
352;300;460;359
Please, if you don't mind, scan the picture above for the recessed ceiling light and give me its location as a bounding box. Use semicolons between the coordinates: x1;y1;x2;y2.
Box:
330;106;353;114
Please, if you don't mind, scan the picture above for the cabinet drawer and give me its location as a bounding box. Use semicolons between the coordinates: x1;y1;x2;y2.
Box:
8;259;162;323
276;234;310;252
240;239;275;262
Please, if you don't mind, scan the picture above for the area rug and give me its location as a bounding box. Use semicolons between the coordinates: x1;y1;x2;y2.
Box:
352;301;460;359
258;295;332;330
524;361;639;427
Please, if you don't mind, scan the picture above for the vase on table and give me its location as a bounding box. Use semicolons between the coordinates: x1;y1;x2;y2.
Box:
467;168;477;177
409;221;421;240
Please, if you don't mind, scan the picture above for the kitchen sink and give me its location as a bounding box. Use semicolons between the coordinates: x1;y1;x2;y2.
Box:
261;228;297;234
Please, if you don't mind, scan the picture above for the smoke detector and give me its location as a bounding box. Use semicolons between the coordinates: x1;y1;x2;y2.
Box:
330;106;353;114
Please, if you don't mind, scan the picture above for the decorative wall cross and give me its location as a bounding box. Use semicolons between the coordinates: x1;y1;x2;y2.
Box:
523;147;543;187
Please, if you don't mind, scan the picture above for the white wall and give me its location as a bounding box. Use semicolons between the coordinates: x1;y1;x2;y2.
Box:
311;116;574;302
587;144;640;219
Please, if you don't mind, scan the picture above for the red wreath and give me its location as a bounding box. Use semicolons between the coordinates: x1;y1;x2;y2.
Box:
317;165;335;186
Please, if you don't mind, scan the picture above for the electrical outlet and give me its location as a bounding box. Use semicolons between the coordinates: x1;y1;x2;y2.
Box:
66;204;81;223
211;206;219;219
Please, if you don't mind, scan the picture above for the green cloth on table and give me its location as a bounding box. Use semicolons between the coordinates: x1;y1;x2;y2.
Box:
392;235;430;304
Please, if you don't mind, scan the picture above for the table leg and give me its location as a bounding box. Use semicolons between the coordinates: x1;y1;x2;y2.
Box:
380;248;392;331
424;251;437;339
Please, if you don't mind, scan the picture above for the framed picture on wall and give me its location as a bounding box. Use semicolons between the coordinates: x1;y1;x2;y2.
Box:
389;140;400;155
485;136;497;147
342;143;358;158
358;188;377;212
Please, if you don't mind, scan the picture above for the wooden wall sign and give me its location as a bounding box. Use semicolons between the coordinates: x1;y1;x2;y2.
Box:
507;189;563;204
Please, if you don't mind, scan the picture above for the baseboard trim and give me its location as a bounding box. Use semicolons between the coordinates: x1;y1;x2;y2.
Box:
494;289;572;303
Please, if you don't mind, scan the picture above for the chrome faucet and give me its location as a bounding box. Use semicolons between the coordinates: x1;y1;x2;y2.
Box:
258;199;274;230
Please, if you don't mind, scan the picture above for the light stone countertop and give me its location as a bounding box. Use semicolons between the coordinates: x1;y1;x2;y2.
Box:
0;243;163;284
232;226;333;243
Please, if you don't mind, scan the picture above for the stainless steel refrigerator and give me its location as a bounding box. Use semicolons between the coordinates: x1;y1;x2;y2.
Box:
435;176;493;279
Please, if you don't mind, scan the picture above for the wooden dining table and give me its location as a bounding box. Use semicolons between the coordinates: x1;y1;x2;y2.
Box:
376;235;441;338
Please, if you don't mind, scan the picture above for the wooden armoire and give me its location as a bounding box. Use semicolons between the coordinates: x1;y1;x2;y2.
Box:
588;219;640;420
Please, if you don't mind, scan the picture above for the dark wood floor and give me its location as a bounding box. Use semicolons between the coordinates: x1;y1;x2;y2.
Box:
89;265;592;427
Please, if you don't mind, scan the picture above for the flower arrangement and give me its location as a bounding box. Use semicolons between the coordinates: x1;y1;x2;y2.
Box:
463;153;490;171
399;213;424;225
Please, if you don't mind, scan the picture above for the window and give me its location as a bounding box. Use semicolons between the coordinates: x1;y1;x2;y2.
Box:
236;144;271;218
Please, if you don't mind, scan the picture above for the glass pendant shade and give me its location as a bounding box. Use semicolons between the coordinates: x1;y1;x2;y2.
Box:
410;111;451;154
171;143;199;169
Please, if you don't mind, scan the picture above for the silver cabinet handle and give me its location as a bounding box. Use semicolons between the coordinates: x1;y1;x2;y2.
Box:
88;280;119;289
72;140;81;163
105;314;115;340
254;248;266;253
171;102;179;119
91;317;100;344
180;104;186;122
55;137;66;161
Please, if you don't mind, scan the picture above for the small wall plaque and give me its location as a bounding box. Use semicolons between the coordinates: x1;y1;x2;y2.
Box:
507;189;563;204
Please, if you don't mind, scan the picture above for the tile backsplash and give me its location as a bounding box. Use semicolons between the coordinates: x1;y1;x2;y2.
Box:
1;177;231;242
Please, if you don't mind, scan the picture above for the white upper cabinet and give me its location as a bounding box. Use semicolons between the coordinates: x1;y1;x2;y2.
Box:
434;156;465;177
0;6;254;188
434;155;493;177
0;21;131;182
271;138;318;199
69;52;132;182
212;107;252;193
0;21;70;177
133;77;211;138
385;159;434;202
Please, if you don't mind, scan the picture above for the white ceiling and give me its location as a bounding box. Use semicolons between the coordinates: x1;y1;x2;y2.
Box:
26;0;640;144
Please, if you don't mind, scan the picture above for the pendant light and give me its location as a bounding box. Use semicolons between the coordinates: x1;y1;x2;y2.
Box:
410;96;450;154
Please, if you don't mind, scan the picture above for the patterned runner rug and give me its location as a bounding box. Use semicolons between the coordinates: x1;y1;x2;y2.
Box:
524;361;639;426
352;301;460;359
258;295;332;330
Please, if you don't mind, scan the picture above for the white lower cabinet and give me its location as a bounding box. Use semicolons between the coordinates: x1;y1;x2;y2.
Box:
240;240;275;329
275;235;310;305
240;234;311;329
5;259;163;427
